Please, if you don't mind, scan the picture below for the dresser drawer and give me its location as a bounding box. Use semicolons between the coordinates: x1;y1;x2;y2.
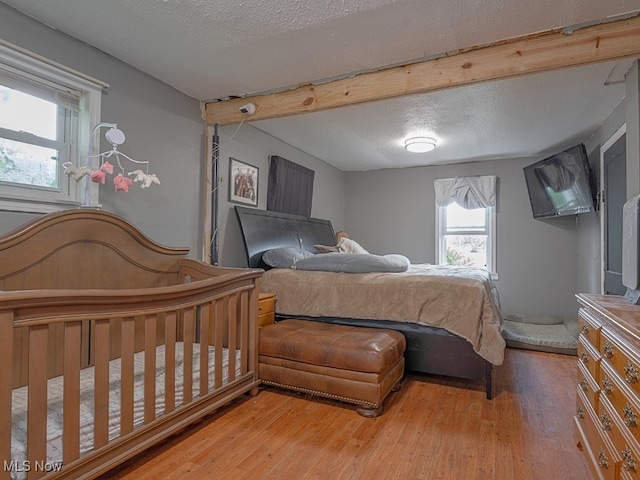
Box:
600;360;640;446
258;313;274;327
258;293;276;327
601;329;640;399
579;360;600;411
576;385;598;444
580;308;603;350
599;395;640;479
579;335;602;384
258;293;275;315
577;387;620;480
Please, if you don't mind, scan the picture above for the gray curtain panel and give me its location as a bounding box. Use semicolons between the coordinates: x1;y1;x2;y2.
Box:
267;155;315;216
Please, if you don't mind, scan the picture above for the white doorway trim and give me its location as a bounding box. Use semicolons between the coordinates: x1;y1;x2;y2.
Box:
600;123;626;294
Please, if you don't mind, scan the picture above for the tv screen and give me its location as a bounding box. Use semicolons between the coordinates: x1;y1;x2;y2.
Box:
523;144;595;219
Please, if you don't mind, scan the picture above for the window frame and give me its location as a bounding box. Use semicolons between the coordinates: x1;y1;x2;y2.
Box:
0;40;106;213
435;201;498;278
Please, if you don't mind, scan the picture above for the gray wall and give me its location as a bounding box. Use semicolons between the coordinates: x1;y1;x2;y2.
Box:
216;124;346;267
0;3;205;256
576;62;640;295
344;158;583;318
576;100;627;295
628;63;640;198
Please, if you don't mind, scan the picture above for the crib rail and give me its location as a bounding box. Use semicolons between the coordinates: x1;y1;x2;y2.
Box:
0;268;261;480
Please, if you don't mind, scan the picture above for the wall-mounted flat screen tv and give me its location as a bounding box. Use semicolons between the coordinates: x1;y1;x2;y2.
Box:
523;144;595;219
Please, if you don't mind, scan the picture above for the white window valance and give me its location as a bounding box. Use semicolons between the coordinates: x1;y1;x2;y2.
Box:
434;175;497;209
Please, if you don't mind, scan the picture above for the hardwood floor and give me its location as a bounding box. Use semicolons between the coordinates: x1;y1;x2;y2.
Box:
102;348;592;480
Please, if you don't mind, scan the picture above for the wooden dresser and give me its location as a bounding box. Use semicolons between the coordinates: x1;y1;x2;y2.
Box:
575;293;640;479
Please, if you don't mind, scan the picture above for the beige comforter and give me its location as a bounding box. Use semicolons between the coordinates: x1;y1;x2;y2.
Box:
261;264;505;365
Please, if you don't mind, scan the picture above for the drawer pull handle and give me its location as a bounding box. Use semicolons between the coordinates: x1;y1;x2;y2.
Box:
601;377;613;395
577;405;585;419
625;362;639;384
623;447;637;472
598;449;609;469
624;404;638;428
580;379;588;392
581;352;589;365
581;324;590;335
603;342;613;359
600;413;612;431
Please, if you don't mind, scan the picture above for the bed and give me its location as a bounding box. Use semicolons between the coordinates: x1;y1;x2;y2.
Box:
0;209;262;480
234;206;504;399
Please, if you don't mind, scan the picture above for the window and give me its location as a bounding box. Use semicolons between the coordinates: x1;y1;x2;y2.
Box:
434;176;497;277
0;41;105;212
437;202;496;272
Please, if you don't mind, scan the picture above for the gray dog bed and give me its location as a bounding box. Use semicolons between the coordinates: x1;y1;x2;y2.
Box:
501;314;578;356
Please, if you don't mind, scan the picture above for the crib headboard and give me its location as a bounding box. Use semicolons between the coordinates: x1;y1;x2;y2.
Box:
235;206;336;268
0;209;190;290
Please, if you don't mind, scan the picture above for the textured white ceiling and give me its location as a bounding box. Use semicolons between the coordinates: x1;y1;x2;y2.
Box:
3;0;639;170
254;60;632;170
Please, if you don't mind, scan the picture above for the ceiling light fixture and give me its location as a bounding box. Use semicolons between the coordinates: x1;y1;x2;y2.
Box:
404;136;436;153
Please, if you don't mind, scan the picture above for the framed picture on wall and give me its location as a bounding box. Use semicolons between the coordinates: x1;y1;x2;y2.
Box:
229;158;258;206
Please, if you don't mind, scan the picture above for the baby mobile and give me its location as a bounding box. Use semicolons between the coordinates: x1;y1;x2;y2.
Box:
62;122;160;200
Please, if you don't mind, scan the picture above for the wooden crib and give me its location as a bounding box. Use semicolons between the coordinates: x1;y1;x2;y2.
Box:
0;209;262;480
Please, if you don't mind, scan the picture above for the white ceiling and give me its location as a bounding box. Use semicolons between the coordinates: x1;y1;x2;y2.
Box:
3;0;640;171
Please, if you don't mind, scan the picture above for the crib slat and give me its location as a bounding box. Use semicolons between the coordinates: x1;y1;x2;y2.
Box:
93;319;110;448
199;304;210;395
183;308;194;404
164;312;176;413
48;323;65;380
249;287;260;375
144;315;157;424
214;299;224;388
0;312;13;480
27;325;48;480
227;294;238;384
120;317;135;435
13;327;28;388
241;290;250;374
63;322;82;463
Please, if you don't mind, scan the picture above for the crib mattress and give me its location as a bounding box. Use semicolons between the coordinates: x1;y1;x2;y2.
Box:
11;343;241;478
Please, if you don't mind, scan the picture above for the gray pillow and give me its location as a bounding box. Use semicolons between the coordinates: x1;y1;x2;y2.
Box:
262;247;314;269
294;253;410;273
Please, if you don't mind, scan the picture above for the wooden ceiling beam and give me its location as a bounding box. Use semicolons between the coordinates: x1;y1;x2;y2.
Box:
205;15;640;126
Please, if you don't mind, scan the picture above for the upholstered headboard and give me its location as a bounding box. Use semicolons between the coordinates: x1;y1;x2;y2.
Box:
234;206;336;268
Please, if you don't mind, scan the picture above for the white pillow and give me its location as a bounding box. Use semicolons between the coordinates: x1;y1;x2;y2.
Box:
314;244;339;253
337;237;369;254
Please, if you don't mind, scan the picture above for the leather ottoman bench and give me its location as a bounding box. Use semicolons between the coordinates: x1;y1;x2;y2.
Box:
259;319;405;417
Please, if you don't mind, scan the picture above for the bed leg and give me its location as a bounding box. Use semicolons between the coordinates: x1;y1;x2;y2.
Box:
485;361;493;400
249;385;260;397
